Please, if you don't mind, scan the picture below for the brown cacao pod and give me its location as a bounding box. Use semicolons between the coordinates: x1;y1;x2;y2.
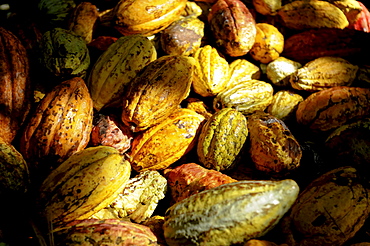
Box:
164;163;237;204
0;27;32;144
282;166;370;246
248;111;302;177
129;108;205;172
208;0;257;57
282;28;370;63
121;55;195;132
38;146;131;229
19;77;93;176
197;108;249;171
53;218;158;246
113;0;187;36
296;86;370;132
163;179;299;246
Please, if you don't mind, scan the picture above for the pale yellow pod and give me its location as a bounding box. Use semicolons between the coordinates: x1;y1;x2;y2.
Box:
192;45;229;97
267;90;304;121
227;59;261;89
266;56;302;87
253;0;282;16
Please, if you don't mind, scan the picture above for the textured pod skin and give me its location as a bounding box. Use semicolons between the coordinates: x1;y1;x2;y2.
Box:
325;117;370;166
160;14;205;56
227;59;261;89
0;27;32;144
184;97;213;120
163;179;299;246
90;114;134;154
348;2;370;32
164;163;237;204
91;170;167;223
121;55;195;132
53;218;158;246
282;166;370;246
248;111;302;177
39;27;90;78
19;77;93;174
39;146;131;229
290;56;359;91
0;137;30;197
250;23;284;64
296;86;370;132
67;2;99;43
326;0;363;24
267;90;304;121
208;0;257;57
37;0;76;26
87;35;157;111
213;80;274;115
113;0;187;36
282;28;370;63
266;57;302;87
129;108;205;172
277;0;349;30
253;0;282;15
192;45;229;97
197;108;249;171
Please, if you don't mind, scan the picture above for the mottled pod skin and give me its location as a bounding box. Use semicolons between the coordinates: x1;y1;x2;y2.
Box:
38;146;131;229
129;108;205;172
121;55;195;132
113;0;187;36
53;219;158;246
0;27;32;144
197;108;249;171
282;166;370;246
208;0;257;57
248;111;302;177
87;35;157;111
19;77;93;175
290;56;358;91
296;86;370;132
163;179;299;246
164;163;237;204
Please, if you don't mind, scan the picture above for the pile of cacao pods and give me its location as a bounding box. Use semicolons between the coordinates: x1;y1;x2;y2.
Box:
1;0;370;245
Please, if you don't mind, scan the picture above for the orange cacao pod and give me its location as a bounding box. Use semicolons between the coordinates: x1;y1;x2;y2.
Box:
0;27;32;144
19;77;93;177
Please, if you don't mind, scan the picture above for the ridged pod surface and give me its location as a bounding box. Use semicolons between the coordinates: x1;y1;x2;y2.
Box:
296;86;370;132
277;0;349;30
19;77;93;174
0;137;30;197
163;179;299;246
113;0;187;36
213;79;274;115
87;35;157;111
282;166;369;245
192;45;229;97
0;27;32;144
129;108;205;172
197;108;248;171
290;56;359;91
53;219;158;246
39;27;90;78
121;55;195;132
38;146;131;229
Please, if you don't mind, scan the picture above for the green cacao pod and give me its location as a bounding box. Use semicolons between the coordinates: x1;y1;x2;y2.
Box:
213;79;274;115
39;27;90;79
0;27;32;144
0;137;30;198
87;35;157;111
163;179;299;246
197;108;248;171
121;55;195;132
38;146;131;229
38;0;76;27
